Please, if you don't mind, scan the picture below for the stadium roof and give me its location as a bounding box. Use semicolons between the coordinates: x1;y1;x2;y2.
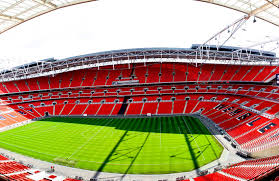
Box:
198;0;279;27
0;0;96;34
0;0;278;35
0;47;278;82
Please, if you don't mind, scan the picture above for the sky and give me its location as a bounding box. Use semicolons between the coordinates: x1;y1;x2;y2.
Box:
0;0;279;69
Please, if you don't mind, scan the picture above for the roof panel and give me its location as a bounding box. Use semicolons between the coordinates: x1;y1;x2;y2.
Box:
0;0;277;36
0;0;96;34
199;0;279;27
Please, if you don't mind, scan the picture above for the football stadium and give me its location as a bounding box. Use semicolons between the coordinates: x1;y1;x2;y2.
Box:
0;0;278;181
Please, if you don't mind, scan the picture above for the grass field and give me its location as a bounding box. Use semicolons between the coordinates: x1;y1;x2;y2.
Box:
0;116;223;174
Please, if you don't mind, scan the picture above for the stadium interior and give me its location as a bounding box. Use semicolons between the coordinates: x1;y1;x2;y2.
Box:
0;0;278;181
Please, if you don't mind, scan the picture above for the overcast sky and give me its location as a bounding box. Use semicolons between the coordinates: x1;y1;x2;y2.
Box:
0;0;279;69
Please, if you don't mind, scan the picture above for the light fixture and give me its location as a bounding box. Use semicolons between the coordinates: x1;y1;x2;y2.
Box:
253;17;256;23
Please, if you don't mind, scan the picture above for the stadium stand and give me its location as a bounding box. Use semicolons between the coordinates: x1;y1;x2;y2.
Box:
0;155;80;181
0;63;279;95
188;155;279;181
0;153;278;181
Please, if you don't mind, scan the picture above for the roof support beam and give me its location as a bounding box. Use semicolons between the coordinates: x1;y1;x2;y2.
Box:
198;0;279;17
249;0;279;16
197;0;279;26
32;0;57;8
0;14;23;22
264;0;279;8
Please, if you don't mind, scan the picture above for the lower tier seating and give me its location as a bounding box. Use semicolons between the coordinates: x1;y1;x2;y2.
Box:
0;155;81;181
186;155;279;181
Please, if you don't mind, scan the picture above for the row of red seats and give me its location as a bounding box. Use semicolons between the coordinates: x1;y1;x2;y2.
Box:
9;93;274;117
8;172;33;181
1;82;278;112
202;101;278;152
185;155;279;181
192;172;238;181
231;155;279;167
5;171;81;181
221;164;275;180
0;155;80;181
0;161;29;174
0;107;29;128
2;87;278;118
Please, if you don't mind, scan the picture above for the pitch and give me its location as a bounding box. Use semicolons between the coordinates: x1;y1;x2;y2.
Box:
0;116;223;174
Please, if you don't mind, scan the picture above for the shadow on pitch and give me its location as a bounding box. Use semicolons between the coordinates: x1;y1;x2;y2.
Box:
37;116;217;135
91;130;150;178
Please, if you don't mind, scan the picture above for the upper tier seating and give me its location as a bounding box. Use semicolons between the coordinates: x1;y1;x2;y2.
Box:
0;63;278;94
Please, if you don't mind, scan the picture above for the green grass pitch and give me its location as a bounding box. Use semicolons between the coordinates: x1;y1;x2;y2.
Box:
0;116;223;174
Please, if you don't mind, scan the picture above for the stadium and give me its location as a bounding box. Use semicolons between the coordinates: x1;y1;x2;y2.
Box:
0;0;278;181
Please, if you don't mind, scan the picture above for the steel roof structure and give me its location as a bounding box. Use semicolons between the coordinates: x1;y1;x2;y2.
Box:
198;0;279;27
0;47;278;82
0;0;96;34
0;0;278;35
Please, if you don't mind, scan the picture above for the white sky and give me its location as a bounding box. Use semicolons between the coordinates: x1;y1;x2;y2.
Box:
0;0;279;69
